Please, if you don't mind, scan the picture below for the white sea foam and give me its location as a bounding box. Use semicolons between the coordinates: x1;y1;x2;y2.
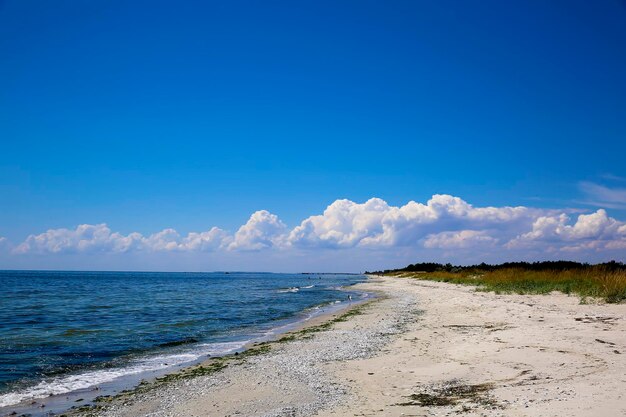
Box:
0;341;246;408
300;285;314;289
277;287;299;293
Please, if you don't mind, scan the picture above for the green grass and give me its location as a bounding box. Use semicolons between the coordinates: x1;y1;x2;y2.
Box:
387;267;626;303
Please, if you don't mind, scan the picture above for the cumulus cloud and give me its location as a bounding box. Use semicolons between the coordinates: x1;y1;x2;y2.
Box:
9;195;626;260
288;198;390;248
289;195;534;249
13;224;144;254
13;224;231;255
142;227;232;252
228;210;287;251
180;228;232;251
424;230;498;249
506;209;626;251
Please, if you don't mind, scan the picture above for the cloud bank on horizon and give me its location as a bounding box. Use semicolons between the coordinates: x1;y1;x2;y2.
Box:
3;194;626;266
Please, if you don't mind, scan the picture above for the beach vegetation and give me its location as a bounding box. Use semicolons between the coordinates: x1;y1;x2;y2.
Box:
378;261;626;303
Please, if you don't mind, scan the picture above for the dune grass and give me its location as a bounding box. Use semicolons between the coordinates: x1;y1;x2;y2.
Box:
387;267;626;303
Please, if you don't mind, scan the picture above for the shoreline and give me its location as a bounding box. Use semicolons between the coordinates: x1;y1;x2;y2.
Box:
13;274;626;417
68;276;417;416
240;288;380;350
0;285;374;417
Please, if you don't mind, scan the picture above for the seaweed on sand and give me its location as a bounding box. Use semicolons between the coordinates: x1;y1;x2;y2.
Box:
397;380;501;411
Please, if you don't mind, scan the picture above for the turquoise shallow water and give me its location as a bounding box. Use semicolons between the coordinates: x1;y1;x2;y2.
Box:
0;271;366;409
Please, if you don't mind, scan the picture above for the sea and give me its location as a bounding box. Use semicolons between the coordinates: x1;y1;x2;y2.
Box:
0;270;368;415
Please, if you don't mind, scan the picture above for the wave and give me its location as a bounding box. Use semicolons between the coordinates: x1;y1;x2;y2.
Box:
0;341;246;408
300;285;314;289
277;287;299;293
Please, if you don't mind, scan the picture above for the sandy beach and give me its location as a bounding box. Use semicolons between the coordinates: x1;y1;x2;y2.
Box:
79;275;626;417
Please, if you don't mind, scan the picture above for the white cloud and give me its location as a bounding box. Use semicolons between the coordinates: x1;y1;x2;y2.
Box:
288;198;390;248
180;227;232;251
143;227;232;252
423;230;498;249
13;224;231;255
144;229;181;252
13;224;144;255
9;195;626;261
142;227;231;252
567;210;621;239
228;210;287;251
506;209;626;251
288;195;534;248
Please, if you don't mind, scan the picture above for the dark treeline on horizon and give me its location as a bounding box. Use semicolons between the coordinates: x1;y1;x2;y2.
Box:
369;260;626;274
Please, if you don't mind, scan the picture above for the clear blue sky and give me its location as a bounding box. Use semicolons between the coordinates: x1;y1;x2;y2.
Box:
1;1;625;270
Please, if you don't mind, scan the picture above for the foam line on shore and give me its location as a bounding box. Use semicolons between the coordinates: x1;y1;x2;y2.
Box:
0;341;247;408
0;288;371;415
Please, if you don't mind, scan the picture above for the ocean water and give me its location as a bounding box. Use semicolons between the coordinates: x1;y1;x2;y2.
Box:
0;271;367;411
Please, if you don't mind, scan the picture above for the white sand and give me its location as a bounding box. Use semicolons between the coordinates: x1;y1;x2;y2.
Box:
90;275;626;417
320;276;626;416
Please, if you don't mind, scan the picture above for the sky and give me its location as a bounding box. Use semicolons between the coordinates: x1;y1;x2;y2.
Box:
1;0;626;271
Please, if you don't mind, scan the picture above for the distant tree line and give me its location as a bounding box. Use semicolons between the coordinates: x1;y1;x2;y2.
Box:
367;260;626;275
